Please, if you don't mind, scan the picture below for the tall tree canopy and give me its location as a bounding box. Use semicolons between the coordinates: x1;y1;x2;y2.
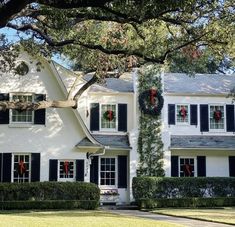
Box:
0;0;234;110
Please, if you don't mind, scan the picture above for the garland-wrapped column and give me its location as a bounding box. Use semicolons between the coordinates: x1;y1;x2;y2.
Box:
137;65;165;177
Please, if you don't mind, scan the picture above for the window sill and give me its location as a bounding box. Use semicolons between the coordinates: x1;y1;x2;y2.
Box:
9;123;33;128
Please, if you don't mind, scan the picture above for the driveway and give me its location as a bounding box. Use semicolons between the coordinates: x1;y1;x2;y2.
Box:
104;208;232;227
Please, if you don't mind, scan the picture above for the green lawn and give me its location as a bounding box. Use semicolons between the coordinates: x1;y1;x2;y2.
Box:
152;207;235;225
0;210;182;227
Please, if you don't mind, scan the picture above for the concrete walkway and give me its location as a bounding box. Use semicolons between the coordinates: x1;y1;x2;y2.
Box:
102;208;232;227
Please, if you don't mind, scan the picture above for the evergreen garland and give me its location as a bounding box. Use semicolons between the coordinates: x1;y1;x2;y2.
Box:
137;65;165;177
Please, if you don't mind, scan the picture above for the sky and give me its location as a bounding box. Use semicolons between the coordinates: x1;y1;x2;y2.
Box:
0;27;69;68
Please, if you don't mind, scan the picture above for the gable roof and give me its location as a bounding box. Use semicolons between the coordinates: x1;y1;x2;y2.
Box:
164;73;235;95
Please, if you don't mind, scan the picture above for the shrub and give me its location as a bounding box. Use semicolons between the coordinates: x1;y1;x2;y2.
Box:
133;177;235;208
0;182;100;209
133;177;235;199
138;197;235;209
0;200;98;210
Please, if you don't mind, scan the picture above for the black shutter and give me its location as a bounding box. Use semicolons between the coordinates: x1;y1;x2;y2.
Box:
2;153;12;182
200;105;209;132
118;104;127;132
118;156;127;188
168;104;175;125
190;105;198;125
171;156;178;177
34;94;46;125
0;153;2;182
90;156;98;184
49;159;58;181
76;160;84;181
31;153;40;182
226;105;235;132
0;93;9;124
197;156;206;177
90;103;99;131
229;156;235;177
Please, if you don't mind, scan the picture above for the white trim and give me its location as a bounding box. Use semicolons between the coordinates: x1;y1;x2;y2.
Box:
100;103;118;132
208;104;226;132
175;104;190;125
9;93;34;125
11;153;31;183
179;156;197;177
57;159;76;182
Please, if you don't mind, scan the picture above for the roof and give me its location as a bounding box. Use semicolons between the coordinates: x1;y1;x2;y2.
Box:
77;134;131;149
164;73;235;95
84;74;134;93
171;135;235;150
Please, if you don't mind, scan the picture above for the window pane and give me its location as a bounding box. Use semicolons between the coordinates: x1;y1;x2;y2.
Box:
179;158;195;177
100;158;116;186
59;161;75;179
13;154;30;183
101;104;116;129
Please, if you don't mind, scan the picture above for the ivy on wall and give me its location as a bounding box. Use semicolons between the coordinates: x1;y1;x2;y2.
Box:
137;65;165;177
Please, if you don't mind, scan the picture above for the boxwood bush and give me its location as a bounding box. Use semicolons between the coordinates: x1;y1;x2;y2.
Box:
133;177;235;208
0;182;100;209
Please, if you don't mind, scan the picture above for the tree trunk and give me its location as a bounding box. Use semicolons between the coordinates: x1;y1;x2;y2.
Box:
0;100;77;111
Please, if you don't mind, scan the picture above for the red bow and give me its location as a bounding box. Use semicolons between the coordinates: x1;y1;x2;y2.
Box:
184;164;192;176
107;110;113;121
150;89;157;105
18;161;26;175
214;110;222;122
63;161;69;175
180;107;187;120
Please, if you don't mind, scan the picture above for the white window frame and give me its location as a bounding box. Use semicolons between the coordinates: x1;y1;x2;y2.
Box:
100;103;118;131
57;160;76;182
175;104;190;125
179;157;196;177
12;153;31;183
209;104;226;132
99;156;117;189
9;93;34;124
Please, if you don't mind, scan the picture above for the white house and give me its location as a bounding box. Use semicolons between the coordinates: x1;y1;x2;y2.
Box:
0;54;137;205
162;73;235;178
0;54;234;205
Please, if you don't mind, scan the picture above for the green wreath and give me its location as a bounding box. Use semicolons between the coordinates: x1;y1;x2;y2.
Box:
138;89;164;116
103;110;115;121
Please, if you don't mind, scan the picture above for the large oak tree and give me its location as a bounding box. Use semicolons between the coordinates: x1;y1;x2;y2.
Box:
0;0;234;110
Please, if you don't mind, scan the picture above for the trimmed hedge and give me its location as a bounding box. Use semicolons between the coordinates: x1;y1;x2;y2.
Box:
0;182;100;210
138;197;235;209
133;177;235;208
0;200;98;210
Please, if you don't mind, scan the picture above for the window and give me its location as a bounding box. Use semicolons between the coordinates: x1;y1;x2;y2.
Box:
11;94;33;123
176;104;189;124
209;105;224;130
58;160;75;180
13;154;31;182
101;104;117;130
100;158;116;186
179;158;195;177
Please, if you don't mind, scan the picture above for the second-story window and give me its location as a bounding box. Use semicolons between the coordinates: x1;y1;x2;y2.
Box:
209;105;224;130
101;104;117;130
11;94;33;123
176;104;189;124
